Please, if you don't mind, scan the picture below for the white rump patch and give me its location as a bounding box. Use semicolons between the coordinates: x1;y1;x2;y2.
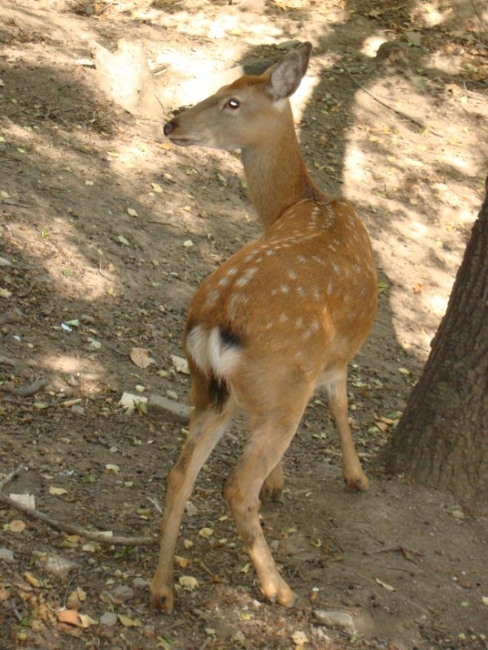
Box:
186;325;242;378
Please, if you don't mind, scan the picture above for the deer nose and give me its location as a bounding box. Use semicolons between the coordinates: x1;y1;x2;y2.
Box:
164;120;178;137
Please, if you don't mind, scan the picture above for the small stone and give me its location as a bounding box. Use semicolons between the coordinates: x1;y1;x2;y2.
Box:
452;509;465;520
41;553;77;577
111;585;134;602
71;405;85;416
166;390;178;401
314;610;355;633
132;577;150;590
0;547;15;563
100;612;118;627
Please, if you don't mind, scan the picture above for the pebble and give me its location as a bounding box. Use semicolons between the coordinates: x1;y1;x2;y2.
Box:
133;577;150;590
71;405;85;416
100;612;118;627
0;547;15;563
314;609;356;633
38;552;77;577
111;585;134;602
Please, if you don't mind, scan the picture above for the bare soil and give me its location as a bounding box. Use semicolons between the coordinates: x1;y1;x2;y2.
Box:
1;1;488;649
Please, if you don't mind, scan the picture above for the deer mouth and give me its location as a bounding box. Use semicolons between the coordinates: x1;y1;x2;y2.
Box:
167;137;197;147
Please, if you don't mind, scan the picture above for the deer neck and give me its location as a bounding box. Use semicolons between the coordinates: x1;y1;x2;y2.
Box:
240;106;322;230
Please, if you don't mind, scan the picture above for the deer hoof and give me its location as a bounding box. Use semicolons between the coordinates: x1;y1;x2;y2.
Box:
344;474;369;492
261;484;284;503
150;586;174;612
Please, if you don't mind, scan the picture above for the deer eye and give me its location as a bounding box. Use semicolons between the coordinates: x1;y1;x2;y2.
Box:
224;98;241;110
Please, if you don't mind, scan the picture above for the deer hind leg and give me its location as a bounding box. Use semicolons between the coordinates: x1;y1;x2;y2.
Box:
262;461;285;501
150;404;233;612
324;369;368;491
224;406;308;606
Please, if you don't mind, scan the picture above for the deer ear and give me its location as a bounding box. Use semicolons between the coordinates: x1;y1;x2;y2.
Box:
267;42;312;101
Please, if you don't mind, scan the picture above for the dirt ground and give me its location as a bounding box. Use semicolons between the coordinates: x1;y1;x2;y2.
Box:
1;0;488;648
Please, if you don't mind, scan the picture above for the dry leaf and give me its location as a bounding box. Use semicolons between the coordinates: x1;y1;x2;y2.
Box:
49;486;68;496
119;392;148;412
58;609;81;626
23;572;41;588
118;614;142;627
199;527;213;539
175;556;189;568
171;355;190;374
376;578;396;591
130;347;151;369
291;630;309;646
79;613;98;628
66;587;87;610
179;576;199;591
9;493;35;509
9;520;26;533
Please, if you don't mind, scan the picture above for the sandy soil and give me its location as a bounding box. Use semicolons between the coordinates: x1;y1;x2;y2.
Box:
0;1;488;648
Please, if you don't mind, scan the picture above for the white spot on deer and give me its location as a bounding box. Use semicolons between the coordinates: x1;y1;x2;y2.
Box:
280;284;290;294
312;287;321;301
288;269;297;280
295;317;304;329
235;266;258;288
297;254;307;264
205;289;220;308
218;276;231;288
297;286;305;296
278;313;289;324
227;292;249;319
327;282;334;295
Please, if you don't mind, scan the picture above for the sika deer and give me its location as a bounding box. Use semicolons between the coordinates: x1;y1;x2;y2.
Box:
151;42;377;611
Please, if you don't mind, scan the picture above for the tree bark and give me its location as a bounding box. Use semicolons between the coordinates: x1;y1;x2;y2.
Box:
383;175;488;509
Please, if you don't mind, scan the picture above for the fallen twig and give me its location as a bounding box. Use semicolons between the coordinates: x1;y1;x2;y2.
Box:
343;65;444;137
0;354;18;367
0;378;47;397
0;466;158;546
0;199;30;208
0;466;24;491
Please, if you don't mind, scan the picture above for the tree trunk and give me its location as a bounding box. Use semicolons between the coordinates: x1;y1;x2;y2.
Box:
383;176;488;509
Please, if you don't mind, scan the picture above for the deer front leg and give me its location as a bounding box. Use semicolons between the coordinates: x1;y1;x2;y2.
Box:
151;408;231;611
324;371;368;491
